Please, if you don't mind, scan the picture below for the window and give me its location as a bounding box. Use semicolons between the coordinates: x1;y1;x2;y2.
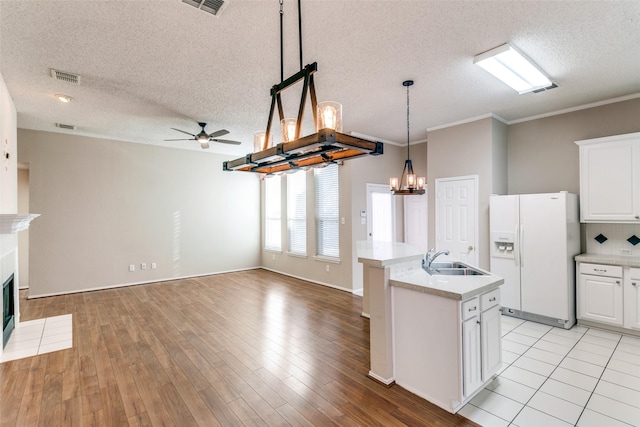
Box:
264;175;281;251
287;170;307;255
315;163;339;258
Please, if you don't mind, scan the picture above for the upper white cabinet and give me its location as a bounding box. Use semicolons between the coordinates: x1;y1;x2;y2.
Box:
576;132;640;223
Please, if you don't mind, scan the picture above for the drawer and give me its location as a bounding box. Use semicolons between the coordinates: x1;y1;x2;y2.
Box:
481;288;500;311
631;268;640;280
462;297;480;320
579;263;622;278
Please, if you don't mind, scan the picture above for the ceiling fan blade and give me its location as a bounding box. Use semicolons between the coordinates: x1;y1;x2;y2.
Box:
164;138;195;141
212;139;242;145
200;141;210;149
207;129;229;139
170;128;196;137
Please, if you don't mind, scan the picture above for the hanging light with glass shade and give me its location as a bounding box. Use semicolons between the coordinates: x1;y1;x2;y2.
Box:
223;0;382;174
390;80;425;195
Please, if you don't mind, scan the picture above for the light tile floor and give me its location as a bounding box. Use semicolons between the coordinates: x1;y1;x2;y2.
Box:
0;314;73;363
459;315;640;426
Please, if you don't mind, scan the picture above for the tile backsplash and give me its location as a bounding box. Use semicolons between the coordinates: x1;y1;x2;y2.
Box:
585;223;640;256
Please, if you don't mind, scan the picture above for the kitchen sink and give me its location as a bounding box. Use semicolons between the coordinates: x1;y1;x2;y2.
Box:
432;267;486;276
428;261;471;269
423;260;487;276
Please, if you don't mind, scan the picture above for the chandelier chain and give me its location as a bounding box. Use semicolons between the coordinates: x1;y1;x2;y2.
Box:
406;82;410;161
279;0;284;82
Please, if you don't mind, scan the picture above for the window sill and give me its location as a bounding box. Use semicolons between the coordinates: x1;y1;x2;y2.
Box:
265;248;283;254
313;255;341;264
286;252;308;259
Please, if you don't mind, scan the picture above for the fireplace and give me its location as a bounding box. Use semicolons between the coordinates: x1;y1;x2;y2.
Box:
2;273;14;348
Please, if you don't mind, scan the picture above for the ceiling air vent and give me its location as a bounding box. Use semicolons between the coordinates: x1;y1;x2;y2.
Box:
181;0;228;16
50;69;81;85
55;123;76;130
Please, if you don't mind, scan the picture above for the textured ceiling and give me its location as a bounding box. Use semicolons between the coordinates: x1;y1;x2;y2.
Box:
1;0;639;157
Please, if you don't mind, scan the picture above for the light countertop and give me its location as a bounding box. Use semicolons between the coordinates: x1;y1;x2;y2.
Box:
390;268;504;301
575;253;640;268
356;240;424;268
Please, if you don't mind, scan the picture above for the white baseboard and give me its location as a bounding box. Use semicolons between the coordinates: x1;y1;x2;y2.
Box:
259;267;354;294
26;266;261;299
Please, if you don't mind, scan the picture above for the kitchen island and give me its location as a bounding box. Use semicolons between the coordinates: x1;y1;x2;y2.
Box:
357;241;503;414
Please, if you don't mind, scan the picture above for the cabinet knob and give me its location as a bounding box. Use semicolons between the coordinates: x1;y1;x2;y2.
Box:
616;280;621;285
636;215;639;220
633;282;637;287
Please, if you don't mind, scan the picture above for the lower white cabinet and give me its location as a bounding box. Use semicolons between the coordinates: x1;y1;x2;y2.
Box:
392;285;501;413
578;263;624;326
624;268;640;331
576;262;640;331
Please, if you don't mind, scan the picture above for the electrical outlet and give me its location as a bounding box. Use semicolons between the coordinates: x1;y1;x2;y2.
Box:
620;248;633;255
325;264;330;272
141;263;147;270
129;264;135;272
272;254;276;261
151;262;157;269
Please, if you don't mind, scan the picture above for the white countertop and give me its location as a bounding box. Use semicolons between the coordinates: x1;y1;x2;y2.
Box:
390;268;504;301
356;240;424;268
575;253;640;268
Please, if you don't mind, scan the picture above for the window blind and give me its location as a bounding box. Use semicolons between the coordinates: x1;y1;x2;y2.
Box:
264;175;281;251
287;170;307;255
315;164;339;258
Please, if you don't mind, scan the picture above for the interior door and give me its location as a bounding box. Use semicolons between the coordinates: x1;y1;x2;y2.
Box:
435;176;478;265
404;192;428;252
366;184;395;242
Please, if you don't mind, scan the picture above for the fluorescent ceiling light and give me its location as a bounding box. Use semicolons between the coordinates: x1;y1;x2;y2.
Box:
474;43;553;94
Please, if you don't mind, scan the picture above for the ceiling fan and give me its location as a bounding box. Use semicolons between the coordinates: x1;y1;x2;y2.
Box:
165;122;242;149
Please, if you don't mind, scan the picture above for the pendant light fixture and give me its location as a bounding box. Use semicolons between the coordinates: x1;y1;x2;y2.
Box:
390;80;425;195
223;0;382;174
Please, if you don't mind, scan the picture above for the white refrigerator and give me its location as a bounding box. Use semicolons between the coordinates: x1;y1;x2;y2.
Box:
489;192;580;329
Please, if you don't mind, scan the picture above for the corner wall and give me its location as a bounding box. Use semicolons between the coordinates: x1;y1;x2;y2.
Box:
507;97;640;195
18;129;261;297
427;117;507;270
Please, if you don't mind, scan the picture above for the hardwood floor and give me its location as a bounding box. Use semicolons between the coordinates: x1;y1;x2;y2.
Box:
0;269;478;426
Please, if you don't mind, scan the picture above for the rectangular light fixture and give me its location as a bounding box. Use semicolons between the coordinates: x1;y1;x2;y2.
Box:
474;43;554;94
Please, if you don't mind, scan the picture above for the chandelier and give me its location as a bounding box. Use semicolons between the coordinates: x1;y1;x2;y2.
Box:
390;80;425;195
223;0;383;174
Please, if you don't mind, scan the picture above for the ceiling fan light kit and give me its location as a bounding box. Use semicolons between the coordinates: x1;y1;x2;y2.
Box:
165;122;241;149
223;0;383;174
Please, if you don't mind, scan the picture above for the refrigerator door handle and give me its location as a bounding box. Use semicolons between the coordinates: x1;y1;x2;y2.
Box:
514;224;519;267
520;224;524;268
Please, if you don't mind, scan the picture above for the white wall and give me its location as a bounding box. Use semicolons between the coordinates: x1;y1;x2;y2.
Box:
18;129;261;297
0;71;18;358
17;167;29;288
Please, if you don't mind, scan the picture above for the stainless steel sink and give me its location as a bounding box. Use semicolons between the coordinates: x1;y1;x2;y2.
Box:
432;267;486;276
423;260;487;276
428;261;471;269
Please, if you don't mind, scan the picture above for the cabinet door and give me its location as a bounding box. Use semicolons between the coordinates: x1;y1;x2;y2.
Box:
578;138;640;222
462;316;482;397
624;271;640;330
481;305;502;381
578;274;623;326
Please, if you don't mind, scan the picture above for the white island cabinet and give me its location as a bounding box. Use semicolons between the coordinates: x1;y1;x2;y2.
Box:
390;269;503;413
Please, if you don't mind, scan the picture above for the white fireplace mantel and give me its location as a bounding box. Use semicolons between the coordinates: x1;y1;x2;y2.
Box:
0;214;40;234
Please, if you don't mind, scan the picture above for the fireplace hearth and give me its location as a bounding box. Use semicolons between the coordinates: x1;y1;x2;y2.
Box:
2;273;14;348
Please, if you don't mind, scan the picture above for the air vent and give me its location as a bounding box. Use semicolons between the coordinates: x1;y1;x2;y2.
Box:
55;123;76;130
181;0;228;16
50;69;81;85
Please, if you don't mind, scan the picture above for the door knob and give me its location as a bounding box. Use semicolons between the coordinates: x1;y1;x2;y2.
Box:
468;245;474;251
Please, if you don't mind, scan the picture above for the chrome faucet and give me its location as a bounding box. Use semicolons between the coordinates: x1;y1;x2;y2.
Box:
425;248;450;271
